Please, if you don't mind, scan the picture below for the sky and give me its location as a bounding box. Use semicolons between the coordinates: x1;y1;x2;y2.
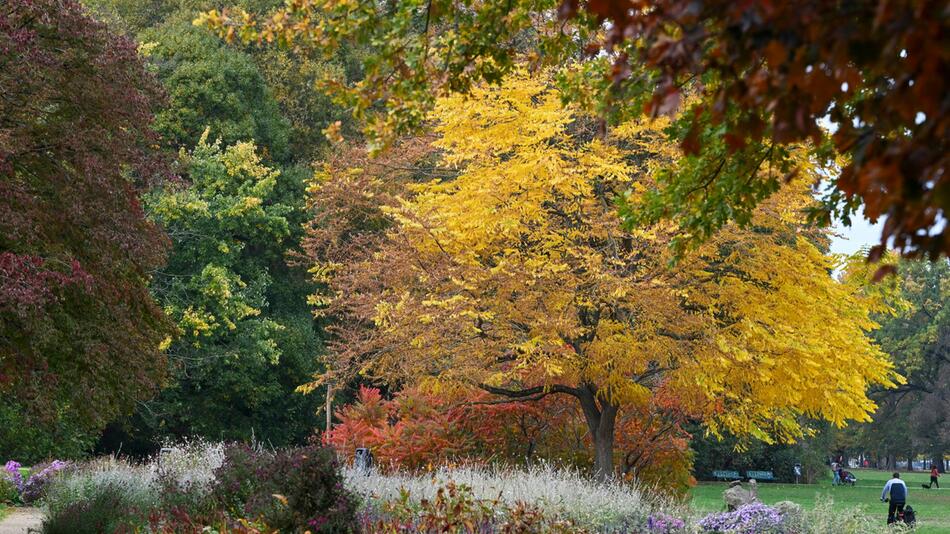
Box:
829;212;884;257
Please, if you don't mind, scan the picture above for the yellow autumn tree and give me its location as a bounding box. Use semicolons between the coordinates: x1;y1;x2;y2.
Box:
305;72;900;480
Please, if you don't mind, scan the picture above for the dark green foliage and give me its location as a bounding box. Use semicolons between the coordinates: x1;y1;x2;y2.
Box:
690;423;833;484
0;400;97;464
84;0;339;453
0;477;17;505
856;259;950;471
142;18;291;160
96;138;322;454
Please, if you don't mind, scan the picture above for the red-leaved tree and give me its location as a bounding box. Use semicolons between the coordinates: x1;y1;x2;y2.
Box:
0;0;172;444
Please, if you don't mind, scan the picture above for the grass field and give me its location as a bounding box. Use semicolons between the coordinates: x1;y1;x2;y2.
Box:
690;469;949;533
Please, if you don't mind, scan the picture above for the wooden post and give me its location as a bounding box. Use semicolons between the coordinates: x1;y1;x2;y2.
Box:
326;381;333;432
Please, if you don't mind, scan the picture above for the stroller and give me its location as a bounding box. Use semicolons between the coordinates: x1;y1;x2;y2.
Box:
903;505;917;526
839;470;857;486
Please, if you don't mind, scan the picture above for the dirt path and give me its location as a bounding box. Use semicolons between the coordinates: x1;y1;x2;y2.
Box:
0;507;43;534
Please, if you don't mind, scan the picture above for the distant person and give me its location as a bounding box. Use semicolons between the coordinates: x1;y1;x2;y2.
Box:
923;466;940;489
831;461;840;486
881;472;909;524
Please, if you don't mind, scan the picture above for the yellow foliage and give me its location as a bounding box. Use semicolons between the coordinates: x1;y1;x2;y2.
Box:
312;70;899;446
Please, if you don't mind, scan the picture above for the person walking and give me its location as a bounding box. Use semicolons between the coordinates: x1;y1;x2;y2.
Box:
881;472;909;524
925;465;940;489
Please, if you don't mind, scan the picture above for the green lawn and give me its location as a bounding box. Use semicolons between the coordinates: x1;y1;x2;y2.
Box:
690;469;950;533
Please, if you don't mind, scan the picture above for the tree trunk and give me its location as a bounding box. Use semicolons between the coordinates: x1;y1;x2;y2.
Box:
934;450;946;473
593;428;615;480
907;450;914;471
577;385;618;482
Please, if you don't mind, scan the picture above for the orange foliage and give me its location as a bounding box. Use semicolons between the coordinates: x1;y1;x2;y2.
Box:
324;385;695;494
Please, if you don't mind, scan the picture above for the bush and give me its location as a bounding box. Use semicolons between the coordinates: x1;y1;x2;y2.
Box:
40;442;357;532
698;503;787;534
21;460;68;504
211;443;271;516
343;463;653;530
42;457;160;533
359;482;590;533
0;477;18;505
3;461;24;493
41;481;140;534
268;445;359;532
213;444;359;532
645;512;687;533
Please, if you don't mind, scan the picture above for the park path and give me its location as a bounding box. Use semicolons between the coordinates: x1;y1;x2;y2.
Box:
0;507;43;534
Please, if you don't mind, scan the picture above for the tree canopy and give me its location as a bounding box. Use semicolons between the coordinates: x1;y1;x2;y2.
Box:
200;0;949;265
0;0;173;460
142;18;292;161
108;133;323;449
856;259;950;471
304;73;900;479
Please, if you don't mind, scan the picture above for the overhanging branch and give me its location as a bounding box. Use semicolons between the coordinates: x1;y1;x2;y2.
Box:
478;383;580;399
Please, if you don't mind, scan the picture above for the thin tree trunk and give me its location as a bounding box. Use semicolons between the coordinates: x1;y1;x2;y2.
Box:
326;382;333;432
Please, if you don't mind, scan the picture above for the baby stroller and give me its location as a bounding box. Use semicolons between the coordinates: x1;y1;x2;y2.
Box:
903;505;917;526
840;470;857;486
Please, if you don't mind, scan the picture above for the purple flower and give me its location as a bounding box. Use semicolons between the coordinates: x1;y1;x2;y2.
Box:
647;512;687;533
698;503;786;534
3;460;24;492
307;515;328;529
20;459;69;504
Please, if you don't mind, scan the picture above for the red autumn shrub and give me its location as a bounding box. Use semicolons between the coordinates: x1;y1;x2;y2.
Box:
325;385;695;495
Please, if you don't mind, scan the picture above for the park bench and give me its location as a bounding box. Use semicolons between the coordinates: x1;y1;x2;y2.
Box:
712;469;741;481
746;470;775;481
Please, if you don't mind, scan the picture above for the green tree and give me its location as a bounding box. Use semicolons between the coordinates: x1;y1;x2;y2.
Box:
83;0;356;161
109;134;322;449
867;259;950;471
141;16;291;160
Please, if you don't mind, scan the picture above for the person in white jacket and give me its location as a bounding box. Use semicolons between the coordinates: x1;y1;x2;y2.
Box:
881;472;909;524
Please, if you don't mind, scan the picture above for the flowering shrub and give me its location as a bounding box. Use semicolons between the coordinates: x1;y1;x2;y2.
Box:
358;481;592;533
155;439;225;491
3;460;24;493
42;456;158;533
211;444;269;516
698;502;786;534
41;479;143;534
326;386;590;472
646;512;687;533
343;463;655;531
21;459;68;503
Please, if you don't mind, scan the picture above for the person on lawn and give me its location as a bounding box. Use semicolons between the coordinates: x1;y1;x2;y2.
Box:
881;472;909;524
831;460;840;486
924;465;940;489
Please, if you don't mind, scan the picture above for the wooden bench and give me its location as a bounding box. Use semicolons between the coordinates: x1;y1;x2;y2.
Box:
712;469;741;481
746;470;775;481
